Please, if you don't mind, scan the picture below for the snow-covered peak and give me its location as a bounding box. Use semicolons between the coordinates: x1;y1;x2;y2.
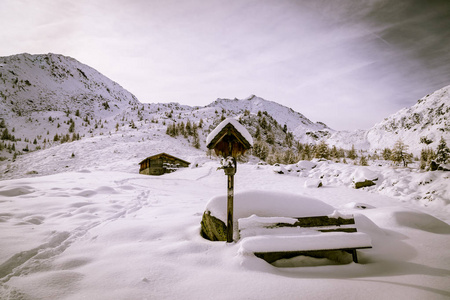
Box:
206;95;334;143
366;84;450;154
0;53;139;118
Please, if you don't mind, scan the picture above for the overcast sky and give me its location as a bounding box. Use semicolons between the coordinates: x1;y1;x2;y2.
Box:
1;0;449;130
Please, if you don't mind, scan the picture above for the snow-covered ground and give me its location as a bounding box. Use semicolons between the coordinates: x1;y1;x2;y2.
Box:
1;155;449;299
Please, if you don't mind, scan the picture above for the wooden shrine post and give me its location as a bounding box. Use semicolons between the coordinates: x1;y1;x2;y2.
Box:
206;118;253;243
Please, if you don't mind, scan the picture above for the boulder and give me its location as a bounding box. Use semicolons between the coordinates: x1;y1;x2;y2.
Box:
351;168;378;189
272;164;287;174
354;180;376;189
296;160;317;170
200;211;227;241
304;179;323;188
437;163;450;171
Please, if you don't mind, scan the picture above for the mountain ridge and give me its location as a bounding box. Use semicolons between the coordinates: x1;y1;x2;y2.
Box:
0;53;448;162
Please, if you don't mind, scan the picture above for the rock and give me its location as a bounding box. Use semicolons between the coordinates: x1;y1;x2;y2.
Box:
200;211;227;241
304;179;323;188
430;161;439;171
351;167;378;189
437;163;450;171
354;180;376;189
296;160;317;170
272;164;287;174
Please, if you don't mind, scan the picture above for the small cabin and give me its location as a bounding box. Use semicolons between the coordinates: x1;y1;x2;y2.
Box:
139;153;190;175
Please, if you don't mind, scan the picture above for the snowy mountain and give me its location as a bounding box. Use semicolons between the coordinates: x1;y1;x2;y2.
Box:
0;53;139;117
208;95;333;143
326;84;450;154
0;52;448;167
365;84;450;154
0;53;339;164
0;53;145;159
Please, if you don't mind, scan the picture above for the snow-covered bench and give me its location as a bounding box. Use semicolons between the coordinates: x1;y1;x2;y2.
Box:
238;214;372;263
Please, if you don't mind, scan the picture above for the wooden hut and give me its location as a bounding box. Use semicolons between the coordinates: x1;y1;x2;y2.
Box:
139;153;190;175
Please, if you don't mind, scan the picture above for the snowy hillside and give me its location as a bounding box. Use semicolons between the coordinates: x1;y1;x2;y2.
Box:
0;53;145;160
0;53;139;117
208;95;334;143
365;84;450;154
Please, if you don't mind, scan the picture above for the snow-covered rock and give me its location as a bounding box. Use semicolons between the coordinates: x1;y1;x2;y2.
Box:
352;168;379;182
296;160;317;170
304;179;323;188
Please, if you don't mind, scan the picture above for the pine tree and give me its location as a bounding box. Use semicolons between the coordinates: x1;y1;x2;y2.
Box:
1;128;9;140
69;119;75;133
255;126;261;141
382;148;392;161
330;145;338;159
302;144;312;160
420;147;435;170
283;149;296;164
284;132;293;148
185;120;192;136
347;145;357;160
435;137;449;165
179;122;186;137
192;129;200;149
314;140;329;160
391;139;412;167
359;156;368;166
253;141;269;161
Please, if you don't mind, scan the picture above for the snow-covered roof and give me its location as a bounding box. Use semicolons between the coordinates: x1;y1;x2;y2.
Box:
206;117;253;147
139;152;190;165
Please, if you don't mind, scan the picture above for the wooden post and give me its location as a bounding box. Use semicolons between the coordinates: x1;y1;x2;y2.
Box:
227;173;234;243
206;119;252;243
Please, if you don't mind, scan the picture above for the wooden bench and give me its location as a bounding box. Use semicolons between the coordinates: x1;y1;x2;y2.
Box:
238;214;372;264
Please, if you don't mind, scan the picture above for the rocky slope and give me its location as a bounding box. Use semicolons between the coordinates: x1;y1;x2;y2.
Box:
366;84;450;154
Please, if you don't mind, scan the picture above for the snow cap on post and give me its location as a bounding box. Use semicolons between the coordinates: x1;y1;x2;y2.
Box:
206;118;253;158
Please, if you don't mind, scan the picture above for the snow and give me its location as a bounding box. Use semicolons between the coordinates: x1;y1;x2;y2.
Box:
205;190;335;223
206;117;254;147
351;167;379;182
296;160;317;170
239;232;372;254
327;210;353;219
304;178;322;188
0;55;449;299
1;158;449;299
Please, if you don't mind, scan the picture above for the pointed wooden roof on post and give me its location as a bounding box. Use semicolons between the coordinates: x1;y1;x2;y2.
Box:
206;118;253;158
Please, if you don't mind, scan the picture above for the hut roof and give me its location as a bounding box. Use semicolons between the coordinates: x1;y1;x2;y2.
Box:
139;153;190;165
206;118;253;150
